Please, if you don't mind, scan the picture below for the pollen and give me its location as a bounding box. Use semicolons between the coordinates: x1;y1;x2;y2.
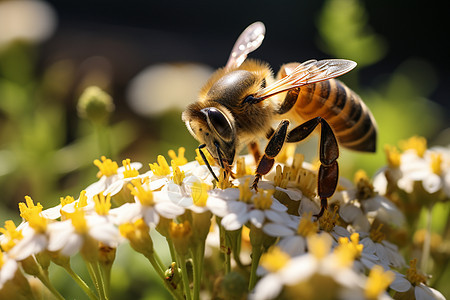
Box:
0;220;23;252
76;190;88;208
276;144;296;164
168;147;188;166
334;233;363;267
67;207;88;234
19;196;48;233
239;178;253;203
259;246;290;272
399;135;427;157
307;233;332;260
354;170;376;200
319;206;339;232
122;158;140;178
192;181;209;207
365;265;395;299
217;169;233;190
94;193;112;215
294;167;317;199
169;221;192;240
235;157;251;178
369;223;386;243
171;161;185;185
296;212;318;237
128;179;154;206
430;152;443;175
60;195;75;207
406;259;427;286
150;155;171;176
0;251;5;269
384;145;401;168
274;165;291;189
94;156;118;178
253;189;274;210
195;148;215;166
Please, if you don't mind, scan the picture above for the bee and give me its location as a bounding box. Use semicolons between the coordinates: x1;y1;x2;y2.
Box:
182;22;377;218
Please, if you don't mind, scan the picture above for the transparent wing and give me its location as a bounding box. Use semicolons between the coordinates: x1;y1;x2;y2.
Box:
254;59;357;99
225;22;265;70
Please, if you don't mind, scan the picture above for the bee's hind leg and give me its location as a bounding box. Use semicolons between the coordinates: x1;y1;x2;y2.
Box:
286;117;339;219
252;120;290;190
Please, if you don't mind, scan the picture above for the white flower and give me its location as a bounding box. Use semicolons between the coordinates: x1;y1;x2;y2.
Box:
0;251;18;290
47;211;120;257
390;271;445;300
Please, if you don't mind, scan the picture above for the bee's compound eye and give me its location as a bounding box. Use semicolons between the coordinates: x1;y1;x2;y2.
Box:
203;107;233;141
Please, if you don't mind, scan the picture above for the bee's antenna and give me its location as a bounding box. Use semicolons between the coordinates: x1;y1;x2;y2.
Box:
198;144;219;182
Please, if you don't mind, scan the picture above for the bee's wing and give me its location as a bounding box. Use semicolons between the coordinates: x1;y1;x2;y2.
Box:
225;22;265;70
254;59;357;99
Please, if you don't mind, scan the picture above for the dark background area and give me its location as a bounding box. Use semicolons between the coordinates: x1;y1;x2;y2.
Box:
41;0;449;113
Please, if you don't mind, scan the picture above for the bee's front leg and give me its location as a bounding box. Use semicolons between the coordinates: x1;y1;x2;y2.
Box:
252;120;290;190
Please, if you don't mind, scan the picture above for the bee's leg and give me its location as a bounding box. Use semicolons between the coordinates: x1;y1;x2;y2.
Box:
248;141;261;165
276;88;300;115
286;117;339;219
252;120;290;189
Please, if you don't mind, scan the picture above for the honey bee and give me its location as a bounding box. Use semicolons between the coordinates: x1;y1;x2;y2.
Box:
182;22;377;218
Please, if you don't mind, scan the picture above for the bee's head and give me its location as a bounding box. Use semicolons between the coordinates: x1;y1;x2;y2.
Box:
182;104;237;167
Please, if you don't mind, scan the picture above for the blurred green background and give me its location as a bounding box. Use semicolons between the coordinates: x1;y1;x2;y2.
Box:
0;0;448;298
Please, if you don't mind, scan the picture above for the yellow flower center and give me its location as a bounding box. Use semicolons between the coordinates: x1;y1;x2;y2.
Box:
260;246;290;272
297;212;318;237
76;190;88;208
94;156;118;177
94;193;112;215
0;251;5;268
319;206;339;232
239;179;253;203
0;220;23;252
354;170;376;200
334;233;363;267
384;145;401;168
195;148;215;166
406;259;427;286
430;152;443;175
171;161;185;185
122;158;139;178
276;144;296;164
274;165;291;189
399;136;427;157
19;196;47;233
60;195;75;207
253;189;274;210
235;157;251;178
67;208;88;234
119;219;153;256
294;167;317;199
370;224;386;243
365;265;395;299
128;179;154;206
191;181;209;207
168;147;188;166
150;155;171;176
169;220;192;239
217;169;233;190
307;233;332;260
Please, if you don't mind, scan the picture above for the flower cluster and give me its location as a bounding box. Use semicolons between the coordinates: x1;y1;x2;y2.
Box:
0;140;448;299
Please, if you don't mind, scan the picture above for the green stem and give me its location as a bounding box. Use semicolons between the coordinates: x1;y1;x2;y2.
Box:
94;123;112;158
177;254;192;300
145;252;184;300
248;245;262;291
64;265;99;300
166;237;177;264
36;272;65;300
421;205;433;273
94;262;108;300
191;243;205;300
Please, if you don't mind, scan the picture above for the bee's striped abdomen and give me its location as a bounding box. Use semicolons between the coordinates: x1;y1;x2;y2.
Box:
293;79;377;152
